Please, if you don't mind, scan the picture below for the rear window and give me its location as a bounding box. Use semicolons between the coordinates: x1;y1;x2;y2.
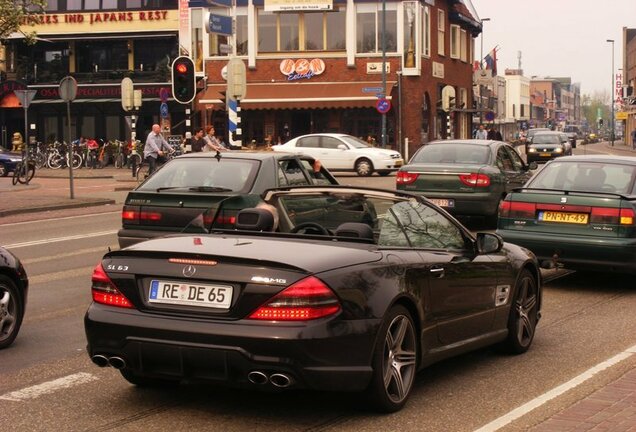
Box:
527;161;636;194
411;144;490;164
137;158;260;193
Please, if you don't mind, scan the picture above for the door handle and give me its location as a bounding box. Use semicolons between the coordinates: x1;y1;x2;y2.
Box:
430;266;445;278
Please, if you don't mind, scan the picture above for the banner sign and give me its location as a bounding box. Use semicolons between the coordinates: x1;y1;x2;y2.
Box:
265;0;332;12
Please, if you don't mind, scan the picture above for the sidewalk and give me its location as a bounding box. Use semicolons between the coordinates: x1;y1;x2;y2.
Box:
0;166;136;217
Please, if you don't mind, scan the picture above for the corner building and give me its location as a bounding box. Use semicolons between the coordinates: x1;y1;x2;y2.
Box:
191;0;481;156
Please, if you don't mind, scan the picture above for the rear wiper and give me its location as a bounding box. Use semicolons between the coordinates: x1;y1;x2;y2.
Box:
189;186;233;192
156;186;187;192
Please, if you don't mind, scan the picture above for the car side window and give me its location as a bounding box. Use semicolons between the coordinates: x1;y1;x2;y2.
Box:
505;146;525;171
299;159;332;185
378;200;466;250
496;147;514;171
297;137;320;148
278;159;310;186
322;137;342;150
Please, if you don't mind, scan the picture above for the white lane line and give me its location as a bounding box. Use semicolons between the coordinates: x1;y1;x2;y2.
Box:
474;344;636;432
0;372;98;402
2;230;118;249
0;210;120;227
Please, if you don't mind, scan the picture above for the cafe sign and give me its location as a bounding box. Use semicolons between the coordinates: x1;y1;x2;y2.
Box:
19;10;178;33
279;58;325;81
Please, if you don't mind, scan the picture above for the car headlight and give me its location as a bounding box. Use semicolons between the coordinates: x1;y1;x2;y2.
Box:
528;148;537;153
9;157;22;162
555;147;563;153
390;154;401;159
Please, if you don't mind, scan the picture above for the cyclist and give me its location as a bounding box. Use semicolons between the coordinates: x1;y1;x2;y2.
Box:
143;124;171;175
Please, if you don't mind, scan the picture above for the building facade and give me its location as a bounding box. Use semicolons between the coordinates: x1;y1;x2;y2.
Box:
190;0;482;157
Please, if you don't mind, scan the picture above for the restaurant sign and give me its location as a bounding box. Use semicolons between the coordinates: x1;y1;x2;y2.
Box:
279;59;325;81
34;85;171;101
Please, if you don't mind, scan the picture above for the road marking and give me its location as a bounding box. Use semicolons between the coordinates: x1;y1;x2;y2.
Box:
21;245;119;265
29;266;95;284
0;210;120;226
474;343;636;432
2;230;118;249
0;372;98;402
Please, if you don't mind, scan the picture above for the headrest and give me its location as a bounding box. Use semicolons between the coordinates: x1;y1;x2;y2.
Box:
334;222;374;240
235;208;275;232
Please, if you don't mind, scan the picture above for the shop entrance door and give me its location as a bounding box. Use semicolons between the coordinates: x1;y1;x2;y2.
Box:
291;111;311;137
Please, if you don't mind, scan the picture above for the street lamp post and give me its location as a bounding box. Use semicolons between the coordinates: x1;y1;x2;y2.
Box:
607;39;614;146
479;18;490;126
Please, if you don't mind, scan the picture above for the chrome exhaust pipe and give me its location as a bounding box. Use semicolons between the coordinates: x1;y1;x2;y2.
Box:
247;371;269;385
108;356;126;369
269;373;293;388
91;354;109;367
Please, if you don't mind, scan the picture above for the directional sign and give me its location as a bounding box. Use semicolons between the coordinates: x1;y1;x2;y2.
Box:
376;98;391;114
363;86;384;93
206;13;233;36
160;102;169;119
484;111;495;122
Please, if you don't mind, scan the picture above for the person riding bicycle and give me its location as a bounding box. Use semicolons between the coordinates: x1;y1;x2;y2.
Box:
143;124;172;175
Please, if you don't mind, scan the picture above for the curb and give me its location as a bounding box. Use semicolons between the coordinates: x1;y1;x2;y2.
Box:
0;198;116;218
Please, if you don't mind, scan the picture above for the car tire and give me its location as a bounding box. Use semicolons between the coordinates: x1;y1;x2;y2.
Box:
355;158;373;177
120;369;178;387
366;304;417;413
0;164;7;177
502;269;538;354
377;170;391;176
0;275;24;349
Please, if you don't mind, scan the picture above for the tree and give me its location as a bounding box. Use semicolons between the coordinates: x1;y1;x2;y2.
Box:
0;0;47;44
581;90;610;129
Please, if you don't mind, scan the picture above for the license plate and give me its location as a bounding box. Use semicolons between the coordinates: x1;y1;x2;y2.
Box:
540;153;551;157
149;280;233;309
395;159;404;167
538;211;588;224
429;198;455;208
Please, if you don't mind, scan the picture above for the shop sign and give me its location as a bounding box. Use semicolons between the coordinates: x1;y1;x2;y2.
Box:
0;80;27;99
22;10;169;25
279;59;325;81
432;62;444;79
265;0;332;12
35;85;169;100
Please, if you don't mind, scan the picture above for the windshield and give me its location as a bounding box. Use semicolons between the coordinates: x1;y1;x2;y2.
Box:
531;134;561;145
340;135;373;149
411;144;490;164
527;161;636;194
137;158;260;193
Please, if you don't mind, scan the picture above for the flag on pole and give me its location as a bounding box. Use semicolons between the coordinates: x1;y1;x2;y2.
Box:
484;46;498;76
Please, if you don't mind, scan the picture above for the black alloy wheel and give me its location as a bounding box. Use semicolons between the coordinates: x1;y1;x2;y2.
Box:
367;305;417;412
0;276;24;349
503;269;538;354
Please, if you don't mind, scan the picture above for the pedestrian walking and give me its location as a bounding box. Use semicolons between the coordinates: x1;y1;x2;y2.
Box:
475;124;488;140
143;124;170;175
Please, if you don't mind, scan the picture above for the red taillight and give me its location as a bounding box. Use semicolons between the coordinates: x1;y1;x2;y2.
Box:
215;215;236;225
459;173;490;187
121;206;161;223
590;207;635;225
91;263;133;308
500;201;536;219
248;276;341;321
396;171;419;185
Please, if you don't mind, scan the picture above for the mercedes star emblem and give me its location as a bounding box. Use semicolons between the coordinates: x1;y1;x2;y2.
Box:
182;265;196;278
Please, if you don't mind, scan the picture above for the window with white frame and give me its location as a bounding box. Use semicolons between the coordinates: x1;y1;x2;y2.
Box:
460;29;467;62
422;5;430;57
257;9;346;53
437;9;445;56
356;3;397;54
450;24;459;59
191;8;204;69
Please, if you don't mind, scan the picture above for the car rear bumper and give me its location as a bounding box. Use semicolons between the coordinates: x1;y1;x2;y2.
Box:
496;229;636;273
85;303;379;391
405;191;499;217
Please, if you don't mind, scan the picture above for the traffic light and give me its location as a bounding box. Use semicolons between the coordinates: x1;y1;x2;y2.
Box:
171;56;196;104
598;118;604;128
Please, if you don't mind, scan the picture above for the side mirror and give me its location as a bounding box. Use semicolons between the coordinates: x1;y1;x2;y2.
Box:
476;232;503;254
527;161;538;170
337;144;347;151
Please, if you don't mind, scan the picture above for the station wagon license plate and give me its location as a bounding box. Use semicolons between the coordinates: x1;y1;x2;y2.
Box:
540;153;551;157
429;198;455;208
538;211;588;224
149;280;233;309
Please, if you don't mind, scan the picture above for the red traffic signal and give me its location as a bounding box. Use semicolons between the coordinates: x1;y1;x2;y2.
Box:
171;56;196;104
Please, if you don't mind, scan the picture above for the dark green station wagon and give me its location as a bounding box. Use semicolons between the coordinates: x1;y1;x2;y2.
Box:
118;151;338;248
497;155;636;273
396;140;536;225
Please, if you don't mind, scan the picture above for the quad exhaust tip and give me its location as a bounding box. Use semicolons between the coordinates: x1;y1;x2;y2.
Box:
247;371;269;385
108;356;126;369
269;373;293;388
247;371;294;388
91;355;109;367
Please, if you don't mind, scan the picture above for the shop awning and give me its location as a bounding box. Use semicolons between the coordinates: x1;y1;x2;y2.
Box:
199;81;396;110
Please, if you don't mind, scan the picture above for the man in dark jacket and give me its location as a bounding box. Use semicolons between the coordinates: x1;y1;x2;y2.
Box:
191;128;205;152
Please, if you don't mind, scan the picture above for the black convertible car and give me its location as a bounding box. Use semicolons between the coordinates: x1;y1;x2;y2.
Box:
85;186;542;412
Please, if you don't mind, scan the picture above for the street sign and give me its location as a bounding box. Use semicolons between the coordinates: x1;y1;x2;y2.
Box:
14;89;38;108
363;86;384;93
160;102;169;119
206;13;233;36
485;111;495;122
159;87;170;103
376;98;391;114
59;76;78;102
121;77;134;111
205;0;232;6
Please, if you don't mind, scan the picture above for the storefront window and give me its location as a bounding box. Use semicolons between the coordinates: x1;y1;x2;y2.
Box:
258;11;277;52
280;14;299;51
191;9;204;69
236;14;248;55
15;41;70;84
326;10;345;50
356;4;397;54
76;41;128;73
134;37;177;79
304;13;322;51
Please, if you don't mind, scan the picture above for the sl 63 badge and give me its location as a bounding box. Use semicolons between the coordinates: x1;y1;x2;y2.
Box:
107;265;129;271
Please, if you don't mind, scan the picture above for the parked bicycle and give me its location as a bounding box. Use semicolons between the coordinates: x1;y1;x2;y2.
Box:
12;152;35;185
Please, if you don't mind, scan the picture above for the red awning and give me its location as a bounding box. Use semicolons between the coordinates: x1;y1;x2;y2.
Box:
199;81;396;110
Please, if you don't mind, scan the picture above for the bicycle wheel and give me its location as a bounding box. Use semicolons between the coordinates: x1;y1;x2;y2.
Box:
115;153;124;169
136;163;150;183
34;153;47;170
12;164;20;185
71;153;83;169
48;153;63;170
20;163;35;183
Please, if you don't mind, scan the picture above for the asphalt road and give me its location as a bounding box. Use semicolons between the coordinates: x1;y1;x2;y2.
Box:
1;150;636;431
